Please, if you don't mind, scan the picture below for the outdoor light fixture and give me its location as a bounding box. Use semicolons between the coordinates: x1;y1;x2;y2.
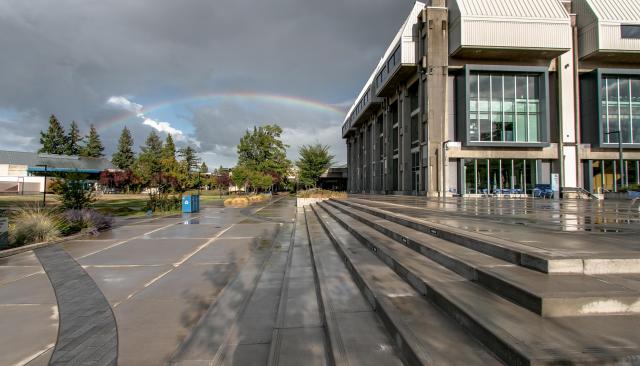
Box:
35;164;48;206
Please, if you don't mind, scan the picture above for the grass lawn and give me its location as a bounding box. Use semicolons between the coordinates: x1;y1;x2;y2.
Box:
0;191;234;217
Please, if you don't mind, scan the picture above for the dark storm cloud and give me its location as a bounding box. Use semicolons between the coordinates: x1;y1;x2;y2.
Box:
0;0;415;165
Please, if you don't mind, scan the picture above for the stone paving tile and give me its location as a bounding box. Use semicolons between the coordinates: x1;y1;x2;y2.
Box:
35;245;117;366
0;305;57;366
60;239;121;259
0;266;42;285
0;251;41;266
78;238;208;266
184;237;256;265
84;265;174;305
146;224;226;239
115;298;193;365
0;273;57;304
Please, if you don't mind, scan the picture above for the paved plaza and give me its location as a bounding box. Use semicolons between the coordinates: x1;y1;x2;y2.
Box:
1;195;640;365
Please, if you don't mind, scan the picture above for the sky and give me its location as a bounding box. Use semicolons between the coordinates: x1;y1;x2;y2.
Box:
0;0;415;168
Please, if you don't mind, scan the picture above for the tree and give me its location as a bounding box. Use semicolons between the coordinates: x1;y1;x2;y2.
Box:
231;165;251;193
82;124;104;157
236;124;291;186
178;146;199;172
64;121;83;156
296;144;334;188
252;173;273;192
213;167;230;197
200;162;209;174
134;131;164;185
59;173;95;210
111;126;135;169
162;134;177;165
39;115;67;155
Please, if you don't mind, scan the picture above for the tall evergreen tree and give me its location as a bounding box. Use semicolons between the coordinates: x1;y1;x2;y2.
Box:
135;131;164;183
64;121;83;156
39;114;67;155
161;134;177;164
200;161;209;174
178;146;199;171
81;124;104;157
111;126;135;169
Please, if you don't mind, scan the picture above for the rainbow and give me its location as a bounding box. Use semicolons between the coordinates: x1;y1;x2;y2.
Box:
97;91;347;131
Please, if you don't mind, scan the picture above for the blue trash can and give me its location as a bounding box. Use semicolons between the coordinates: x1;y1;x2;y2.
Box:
182;195;192;213
182;194;200;213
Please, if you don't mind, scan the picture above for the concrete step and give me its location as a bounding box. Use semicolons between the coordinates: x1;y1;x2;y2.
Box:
340;198;640;274
303;207;404;366
325;200;640;317
341;198;640;275
309;204;502;366
317;202;640;365
267;208;328;366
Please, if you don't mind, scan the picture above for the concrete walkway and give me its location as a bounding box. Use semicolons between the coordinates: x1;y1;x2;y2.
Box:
0;197;291;366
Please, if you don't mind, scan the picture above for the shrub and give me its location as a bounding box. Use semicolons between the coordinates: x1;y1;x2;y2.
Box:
297;189;346;199
146;192;181;212
9;205;66;247
59;176;96;210
64;209;113;231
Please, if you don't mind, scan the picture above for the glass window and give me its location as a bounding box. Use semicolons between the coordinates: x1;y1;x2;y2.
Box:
622;25;640;39
601;76;640;144
468;72;542;143
411;115;419;146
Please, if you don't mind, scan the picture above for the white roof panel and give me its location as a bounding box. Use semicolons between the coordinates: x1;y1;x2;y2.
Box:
585;0;640;23
454;0;568;19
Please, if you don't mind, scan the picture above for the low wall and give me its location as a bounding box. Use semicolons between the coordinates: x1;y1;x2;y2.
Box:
296;197;329;207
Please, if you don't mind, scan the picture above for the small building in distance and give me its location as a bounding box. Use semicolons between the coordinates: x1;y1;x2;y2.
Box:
318;164;348;191
0;150;112;194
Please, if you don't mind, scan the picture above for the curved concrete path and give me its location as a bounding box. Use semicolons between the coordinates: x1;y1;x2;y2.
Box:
35;246;118;366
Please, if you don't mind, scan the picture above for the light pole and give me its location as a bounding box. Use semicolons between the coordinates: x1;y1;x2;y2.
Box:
604;130;624;190
35;164;48;206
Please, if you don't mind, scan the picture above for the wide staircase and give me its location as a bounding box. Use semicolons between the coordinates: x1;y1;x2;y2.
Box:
301;198;640;365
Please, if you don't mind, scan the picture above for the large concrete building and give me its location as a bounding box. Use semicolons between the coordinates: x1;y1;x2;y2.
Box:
342;0;640;197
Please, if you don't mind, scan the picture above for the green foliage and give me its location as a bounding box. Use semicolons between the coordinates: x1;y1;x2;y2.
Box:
81;124;104;157
179;146;199;171
252;173;273;192
59;175;96;209
146;192;181;212
134;131;164;185
162;134;177;166
231;165;251;190
200;162;209;173
112;126;135;169
9;205;65;247
236;124;291;186
64;121;83;156
39;115;67;155
296;144;334;188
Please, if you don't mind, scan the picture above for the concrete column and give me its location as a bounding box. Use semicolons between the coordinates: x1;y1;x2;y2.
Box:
424;4;449;197
384;104;393;192
558;47;578;189
401;90;412;192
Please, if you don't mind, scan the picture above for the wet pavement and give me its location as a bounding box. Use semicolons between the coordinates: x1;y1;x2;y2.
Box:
349;195;640;258
0;196;294;366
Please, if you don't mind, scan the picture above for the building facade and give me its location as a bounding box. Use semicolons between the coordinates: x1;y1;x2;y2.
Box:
0;150;112;193
342;0;640;197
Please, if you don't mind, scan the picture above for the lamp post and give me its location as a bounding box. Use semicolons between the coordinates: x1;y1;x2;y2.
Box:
35;164;48;206
604;130;624;190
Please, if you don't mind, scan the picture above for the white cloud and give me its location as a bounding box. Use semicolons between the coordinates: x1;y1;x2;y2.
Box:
142;118;184;138
105;95;196;144
106;96;143;116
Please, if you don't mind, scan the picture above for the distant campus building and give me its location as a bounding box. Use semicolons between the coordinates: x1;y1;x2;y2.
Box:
342;0;640;196
0;150;112;193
